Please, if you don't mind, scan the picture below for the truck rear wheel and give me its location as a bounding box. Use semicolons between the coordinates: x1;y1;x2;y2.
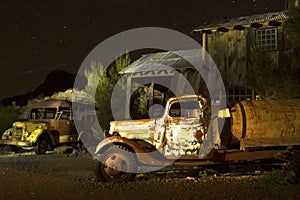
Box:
34;136;48;155
95;145;137;182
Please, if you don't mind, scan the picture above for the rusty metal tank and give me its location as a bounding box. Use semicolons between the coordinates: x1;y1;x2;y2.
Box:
220;99;300;147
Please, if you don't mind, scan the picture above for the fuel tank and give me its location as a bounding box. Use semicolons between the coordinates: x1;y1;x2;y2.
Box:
220;99;300;147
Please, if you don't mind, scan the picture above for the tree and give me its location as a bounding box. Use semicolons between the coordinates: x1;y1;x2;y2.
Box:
283;5;300;95
247;5;300;99
0;102;20;136
84;53;130;130
248;46;299;99
285;5;300;57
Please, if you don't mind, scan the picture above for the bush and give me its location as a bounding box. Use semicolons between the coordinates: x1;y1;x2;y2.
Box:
291;152;300;178
260;169;298;185
198;170;210;181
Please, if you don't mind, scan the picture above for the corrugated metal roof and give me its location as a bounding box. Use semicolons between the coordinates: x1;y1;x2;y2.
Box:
120;49;202;74
192;10;288;33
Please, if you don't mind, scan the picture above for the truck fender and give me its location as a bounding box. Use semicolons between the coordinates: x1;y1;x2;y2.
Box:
95;136;145;155
94;136;168;166
29;129;51;144
1;128;13;139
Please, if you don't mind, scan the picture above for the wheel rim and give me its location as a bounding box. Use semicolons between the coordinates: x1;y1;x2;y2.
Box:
102;153;130;181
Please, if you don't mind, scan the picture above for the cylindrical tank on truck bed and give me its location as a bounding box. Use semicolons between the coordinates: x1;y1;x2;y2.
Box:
220;99;300;147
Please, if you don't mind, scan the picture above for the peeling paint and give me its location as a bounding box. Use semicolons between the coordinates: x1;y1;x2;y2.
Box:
108;95;210;158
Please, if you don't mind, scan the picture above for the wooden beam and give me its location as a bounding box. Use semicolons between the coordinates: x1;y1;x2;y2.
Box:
202;32;206;64
240;136;300;151
125;74;132;119
269;20;283;26
250;23;263;28
202;29;212;34
234;25;246;31
217;27;229;32
213;150;283;162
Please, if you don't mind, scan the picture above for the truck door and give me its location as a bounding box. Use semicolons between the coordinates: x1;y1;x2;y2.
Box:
163;99;204;158
56;107;77;143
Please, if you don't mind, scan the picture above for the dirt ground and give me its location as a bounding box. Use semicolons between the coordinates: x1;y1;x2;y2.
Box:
0;148;300;200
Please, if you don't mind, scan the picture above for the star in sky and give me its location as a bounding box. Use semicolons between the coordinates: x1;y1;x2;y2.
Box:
0;0;286;100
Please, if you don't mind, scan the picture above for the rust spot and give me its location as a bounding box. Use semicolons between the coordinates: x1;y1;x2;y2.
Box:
195;129;204;141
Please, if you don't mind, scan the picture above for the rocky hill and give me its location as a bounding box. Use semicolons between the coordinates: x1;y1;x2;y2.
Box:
1;70;86;106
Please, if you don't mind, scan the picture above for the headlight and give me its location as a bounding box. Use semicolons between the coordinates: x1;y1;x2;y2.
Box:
6;130;12;136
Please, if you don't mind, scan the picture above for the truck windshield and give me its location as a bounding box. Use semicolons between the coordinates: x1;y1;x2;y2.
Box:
169;101;201;118
57;107;71;120
30;108;57;120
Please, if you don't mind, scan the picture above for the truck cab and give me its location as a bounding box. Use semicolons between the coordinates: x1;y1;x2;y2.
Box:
0;100;93;155
94;94;213;182
106;95;209;157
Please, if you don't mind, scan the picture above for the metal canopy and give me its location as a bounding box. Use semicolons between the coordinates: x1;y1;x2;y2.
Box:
120;49;202;76
121;49;203;119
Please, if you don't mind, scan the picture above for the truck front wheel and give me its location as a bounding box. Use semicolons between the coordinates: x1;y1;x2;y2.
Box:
34;136;48;155
95;145;138;182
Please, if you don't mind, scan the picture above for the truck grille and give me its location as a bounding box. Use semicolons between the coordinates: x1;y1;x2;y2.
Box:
12;125;23;137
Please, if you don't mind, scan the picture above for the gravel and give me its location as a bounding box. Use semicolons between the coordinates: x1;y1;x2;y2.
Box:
0;150;299;200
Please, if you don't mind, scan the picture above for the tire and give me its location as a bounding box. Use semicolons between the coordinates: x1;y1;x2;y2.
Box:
95;145;138;182
34;135;49;155
11;145;21;153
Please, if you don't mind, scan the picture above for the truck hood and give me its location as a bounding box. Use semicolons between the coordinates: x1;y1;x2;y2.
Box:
13;121;48;133
109;118;162;142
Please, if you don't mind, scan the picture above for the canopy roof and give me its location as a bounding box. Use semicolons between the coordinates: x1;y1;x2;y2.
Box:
120;49;202;75
192;10;288;34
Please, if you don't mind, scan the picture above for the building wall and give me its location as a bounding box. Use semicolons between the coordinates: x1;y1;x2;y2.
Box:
203;25;287;87
206;29;249;86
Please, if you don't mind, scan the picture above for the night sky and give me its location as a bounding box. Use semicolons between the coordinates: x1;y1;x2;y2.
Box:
0;0;286;101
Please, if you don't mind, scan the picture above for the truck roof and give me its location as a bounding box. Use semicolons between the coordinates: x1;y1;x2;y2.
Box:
31;100;71;109
168;94;208;102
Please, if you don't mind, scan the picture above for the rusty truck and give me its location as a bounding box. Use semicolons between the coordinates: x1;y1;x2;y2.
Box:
94;94;300;182
0;100;96;155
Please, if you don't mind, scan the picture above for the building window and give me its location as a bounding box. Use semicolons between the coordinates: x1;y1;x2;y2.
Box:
226;85;258;102
256;28;278;50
